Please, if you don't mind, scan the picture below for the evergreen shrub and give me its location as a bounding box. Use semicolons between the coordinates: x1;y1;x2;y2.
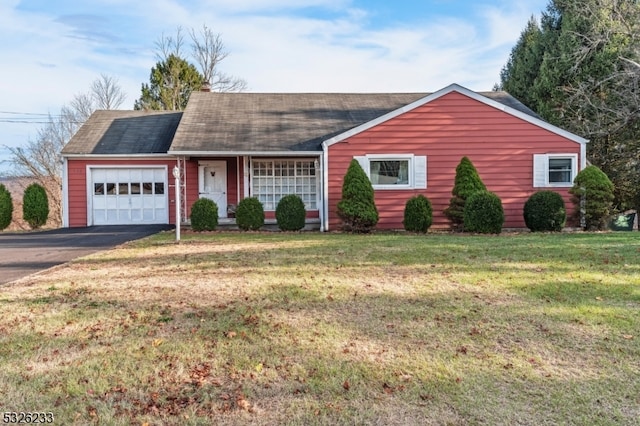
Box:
569;165;614;230
403;194;433;233
0;184;13;231
463;191;504;234
23;183;49;229
523;191;566;232
190;198;219;231
236;197;265;231
276;194;306;231
337;159;378;233
444;157;486;230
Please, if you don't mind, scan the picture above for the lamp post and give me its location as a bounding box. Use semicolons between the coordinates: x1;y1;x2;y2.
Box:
172;165;181;242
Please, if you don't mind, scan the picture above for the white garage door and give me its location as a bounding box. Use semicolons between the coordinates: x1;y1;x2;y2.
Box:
90;168;168;225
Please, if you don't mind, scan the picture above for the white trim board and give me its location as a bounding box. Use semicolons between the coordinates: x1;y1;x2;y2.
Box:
322;83;589;150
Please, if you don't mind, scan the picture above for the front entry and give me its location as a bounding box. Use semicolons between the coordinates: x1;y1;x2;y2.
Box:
199;161;228;218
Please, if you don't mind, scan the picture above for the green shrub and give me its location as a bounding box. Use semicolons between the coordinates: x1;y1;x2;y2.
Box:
23;183;49;229
276;194;306;231
190;198;218;231
337;159;378;233
403;194;433;233
523;191;566;232
236;197;265;231
444;157;487;230
0;184;13;230
463;191;504;234
569;165;615;231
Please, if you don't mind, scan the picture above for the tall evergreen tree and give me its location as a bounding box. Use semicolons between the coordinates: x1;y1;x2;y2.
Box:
499;16;544;110
134;54;203;111
499;0;640;218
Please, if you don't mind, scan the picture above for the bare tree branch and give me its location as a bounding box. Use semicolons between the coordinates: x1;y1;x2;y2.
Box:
4;74;126;227
155;27;185;61
190;25;247;92
91;74;127;110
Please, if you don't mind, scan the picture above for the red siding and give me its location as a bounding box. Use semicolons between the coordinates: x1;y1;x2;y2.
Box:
66;159;178;227
327;92;582;230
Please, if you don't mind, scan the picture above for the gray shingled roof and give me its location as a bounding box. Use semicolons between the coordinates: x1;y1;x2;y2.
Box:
169;91;539;153
62;110;182;155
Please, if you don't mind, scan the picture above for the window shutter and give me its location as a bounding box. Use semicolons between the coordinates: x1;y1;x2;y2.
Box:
533;154;548;187
414;156;427;189
354;156;369;176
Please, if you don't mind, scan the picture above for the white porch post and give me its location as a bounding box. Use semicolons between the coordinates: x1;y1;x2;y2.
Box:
173;165;181;242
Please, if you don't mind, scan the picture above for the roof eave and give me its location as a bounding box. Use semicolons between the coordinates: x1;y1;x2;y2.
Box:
168;150;322;156
62;153;176;158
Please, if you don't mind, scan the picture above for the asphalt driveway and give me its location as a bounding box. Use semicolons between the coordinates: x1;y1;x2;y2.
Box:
0;225;172;285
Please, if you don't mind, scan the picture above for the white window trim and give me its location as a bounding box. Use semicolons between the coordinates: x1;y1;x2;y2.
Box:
356;154;427;190
533;153;578;188
250;158;320;211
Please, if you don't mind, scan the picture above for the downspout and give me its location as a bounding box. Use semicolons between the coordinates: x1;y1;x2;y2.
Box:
317;153;324;232
322;142;330;232
62;157;69;227
580;139;589;170
580;140;589;229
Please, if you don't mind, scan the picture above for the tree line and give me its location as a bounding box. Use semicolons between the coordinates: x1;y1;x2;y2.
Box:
498;0;640;214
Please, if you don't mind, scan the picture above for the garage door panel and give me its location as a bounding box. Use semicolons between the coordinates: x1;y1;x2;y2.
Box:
94;210;106;224
90;167;168;225
93;197;106;209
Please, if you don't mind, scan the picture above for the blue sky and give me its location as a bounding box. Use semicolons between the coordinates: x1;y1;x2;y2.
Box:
0;0;549;173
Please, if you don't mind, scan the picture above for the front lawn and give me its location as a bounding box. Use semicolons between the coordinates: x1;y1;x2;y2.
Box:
1;232;638;425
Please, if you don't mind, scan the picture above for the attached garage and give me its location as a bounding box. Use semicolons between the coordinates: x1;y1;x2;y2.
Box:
89;167;168;225
61;110;182;227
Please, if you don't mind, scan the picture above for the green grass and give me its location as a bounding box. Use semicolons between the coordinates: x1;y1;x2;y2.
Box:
1;231;639;425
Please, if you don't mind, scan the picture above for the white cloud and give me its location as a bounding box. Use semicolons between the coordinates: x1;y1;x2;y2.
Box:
0;0;547;171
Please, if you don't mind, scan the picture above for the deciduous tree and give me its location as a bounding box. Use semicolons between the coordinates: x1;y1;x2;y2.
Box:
6;74;126;227
135;26;246;111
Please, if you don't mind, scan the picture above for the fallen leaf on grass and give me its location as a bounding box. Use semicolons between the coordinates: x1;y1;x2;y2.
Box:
343;380;350;391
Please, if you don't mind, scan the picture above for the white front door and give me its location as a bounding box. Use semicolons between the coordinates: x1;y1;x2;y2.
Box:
199;161;227;217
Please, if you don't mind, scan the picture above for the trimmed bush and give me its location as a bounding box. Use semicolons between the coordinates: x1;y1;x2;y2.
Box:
23;183;49;229
403;194;433;233
524;191;566;232
0;183;13;231
444;157;487;230
569;165;615;231
190;198;218;231
276;194;306;231
463;191;504;234
337;159;378;233
236;197;265;231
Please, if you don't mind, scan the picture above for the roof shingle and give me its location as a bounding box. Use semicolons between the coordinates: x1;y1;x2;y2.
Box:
168;91;539;153
62;110;182;155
